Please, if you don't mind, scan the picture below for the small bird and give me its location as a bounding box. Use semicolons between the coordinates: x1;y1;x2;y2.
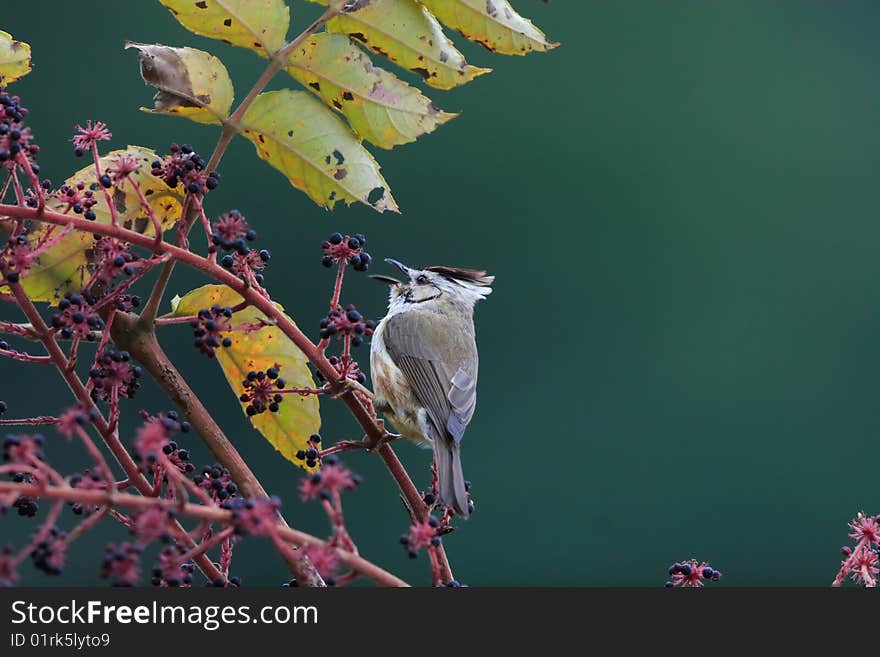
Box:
370;259;494;517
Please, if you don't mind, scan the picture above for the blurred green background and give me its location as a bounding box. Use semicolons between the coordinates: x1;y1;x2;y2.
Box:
3;0;880;586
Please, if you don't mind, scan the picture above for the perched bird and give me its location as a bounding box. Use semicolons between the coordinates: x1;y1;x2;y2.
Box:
370;259;493;517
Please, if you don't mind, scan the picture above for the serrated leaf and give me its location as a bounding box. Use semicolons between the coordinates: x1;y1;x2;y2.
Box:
308;0;489;90
420;0;557;55
21;147;183;302
0;30;31;83
240;90;398;212
285;33;455;149
126;42;234;125
159;0;290;57
164;284;321;471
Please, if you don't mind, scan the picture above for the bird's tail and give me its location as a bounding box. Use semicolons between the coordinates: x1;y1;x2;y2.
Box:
434;440;469;518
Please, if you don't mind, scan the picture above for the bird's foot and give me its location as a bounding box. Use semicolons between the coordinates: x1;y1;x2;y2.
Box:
330;377;375;401
362;419;399;452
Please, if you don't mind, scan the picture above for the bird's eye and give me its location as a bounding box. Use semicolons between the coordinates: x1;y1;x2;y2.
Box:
415;275;428;285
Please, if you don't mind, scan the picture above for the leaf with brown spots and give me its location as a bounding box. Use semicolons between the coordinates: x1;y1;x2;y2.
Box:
307;0;489;90
421;0;557;55
165;284;321;471
240;90;398;212
20;147;184;302
285;33;455;149
159;0;289;57
126;42;234;125
0;30;31;83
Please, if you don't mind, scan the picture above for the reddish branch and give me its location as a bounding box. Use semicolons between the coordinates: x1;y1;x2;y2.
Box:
0;480;407;587
0;202;455;584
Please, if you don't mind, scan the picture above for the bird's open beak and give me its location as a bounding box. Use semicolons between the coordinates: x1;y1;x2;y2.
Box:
384;258;411;277
369;274;402;286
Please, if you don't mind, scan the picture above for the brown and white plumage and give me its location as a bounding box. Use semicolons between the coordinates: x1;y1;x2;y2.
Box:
370;261;493;517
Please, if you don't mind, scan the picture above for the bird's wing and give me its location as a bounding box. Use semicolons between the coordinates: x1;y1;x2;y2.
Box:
382;312;477;444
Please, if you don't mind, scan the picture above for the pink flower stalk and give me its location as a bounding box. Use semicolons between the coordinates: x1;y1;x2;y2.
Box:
106;153;140;185
834;512;880;587
72;120;111;153
299;543;340;581
299;461;359;501
665;559;722;587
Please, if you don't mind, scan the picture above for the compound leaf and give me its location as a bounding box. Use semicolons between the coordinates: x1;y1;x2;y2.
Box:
307;0;489;90
20;147;183;302
158;0;290;57
240;90;398;212
165;284;321;471
0;30;31;83
127;42;234;125
420;0;557;55
285;32;455;149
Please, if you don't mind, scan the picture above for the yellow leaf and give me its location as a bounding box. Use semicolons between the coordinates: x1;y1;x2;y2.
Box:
286;33;456;149
126;42;234;125
307;0;489;90
0;30;31;83
159;0;290;58
165;284;321;471
240;90;398;212
420;0;558;55
21;147;183;302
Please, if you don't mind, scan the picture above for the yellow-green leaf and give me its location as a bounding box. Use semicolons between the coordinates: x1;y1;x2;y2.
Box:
285;33;455;149
0;30;31;83
240;90;398;212
165;284;321;470
420;0;557;55
159;0;289;58
126;42;234;125
21;147;183;302
308;0;489;90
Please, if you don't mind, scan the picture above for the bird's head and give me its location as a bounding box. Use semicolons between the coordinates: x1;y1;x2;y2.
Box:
372;259;494;312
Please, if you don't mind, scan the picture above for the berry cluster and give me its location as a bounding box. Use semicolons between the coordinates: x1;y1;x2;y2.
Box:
9;473;38;517
319;305;374;347
90;238;141;288
298;455;361;500
0;545;18;586
0;400;6;416
221;496;281;537
191;305;234;357
100;542;142;586
89;348;141;402
194;464;238;502
31;526;66;576
0;90;38;172
54;181;98;219
151;544;194;587
294;434;322;468
210;210;256;254
399;515;442;559
3;433;45;469
131;412;191;473
321;232;371;271
314;355;367;385
68;469;107;516
150;143;219;195
130;506;176;545
220;247;270;285
665;560;722;588
239;366;285;416
50;293;104;341
1;234;33;284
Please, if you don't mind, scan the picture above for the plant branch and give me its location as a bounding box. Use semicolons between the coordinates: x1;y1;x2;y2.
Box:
0;480;408;587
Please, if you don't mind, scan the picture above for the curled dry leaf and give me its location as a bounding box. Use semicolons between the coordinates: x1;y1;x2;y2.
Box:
126;42;234;125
